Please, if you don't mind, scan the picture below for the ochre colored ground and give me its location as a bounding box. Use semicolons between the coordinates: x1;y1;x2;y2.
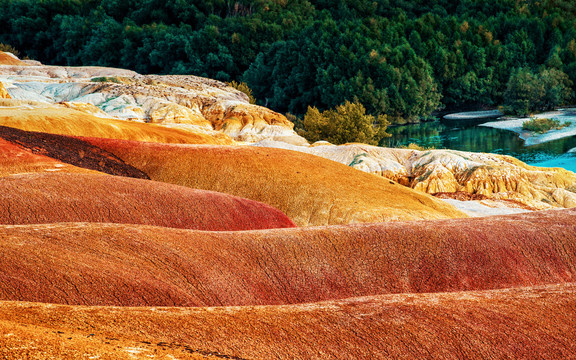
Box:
0;172;295;231
1;91;575;358
0;283;574;359
0;209;574;307
86;137;467;225
0;52;28;66
0;106;235;144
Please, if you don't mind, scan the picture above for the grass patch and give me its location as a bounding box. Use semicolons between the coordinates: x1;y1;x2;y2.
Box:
91;77;162;86
522;117;567;133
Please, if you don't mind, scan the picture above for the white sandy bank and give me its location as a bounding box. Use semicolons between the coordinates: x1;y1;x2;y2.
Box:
480;111;576;146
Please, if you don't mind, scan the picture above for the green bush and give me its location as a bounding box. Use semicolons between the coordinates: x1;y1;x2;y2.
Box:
0;43;19;57
521;117;563;133
296;100;390;145
91;76;123;84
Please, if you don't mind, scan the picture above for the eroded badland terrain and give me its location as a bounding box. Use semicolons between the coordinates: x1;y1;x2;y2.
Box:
1;52;576;359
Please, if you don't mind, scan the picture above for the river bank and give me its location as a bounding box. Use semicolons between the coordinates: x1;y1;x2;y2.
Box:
480;111;576;147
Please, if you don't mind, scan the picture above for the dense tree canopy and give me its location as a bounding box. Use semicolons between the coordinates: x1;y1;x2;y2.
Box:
1;0;575;123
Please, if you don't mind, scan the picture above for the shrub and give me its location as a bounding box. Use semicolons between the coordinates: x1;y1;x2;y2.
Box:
296;100;390;145
521;117;564;133
227;81;256;104
91;76;123;84
399;143;435;151
0;43;19;57
91;77;161;86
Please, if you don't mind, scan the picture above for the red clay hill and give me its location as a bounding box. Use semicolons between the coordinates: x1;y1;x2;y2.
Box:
0;283;575;359
85;137;467;225
0;172;295;231
0;125;149;178
0;209;574;307
0;127;467;225
2;53;576;359
0;137;97;177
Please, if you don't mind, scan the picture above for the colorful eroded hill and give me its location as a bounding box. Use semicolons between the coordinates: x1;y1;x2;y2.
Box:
0;283;575;359
1;51;576;359
85;137;467;225
0;172;295;231
0;209;574;307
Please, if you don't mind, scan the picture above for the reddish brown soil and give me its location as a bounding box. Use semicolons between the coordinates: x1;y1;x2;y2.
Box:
0;283;575;359
0;209;574;307
83;137;467;225
0;138;97;176
0;125;149;178
0;172;296;231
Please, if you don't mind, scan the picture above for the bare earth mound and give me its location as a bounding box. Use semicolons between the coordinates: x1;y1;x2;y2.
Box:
0;52;28;66
0;138;97;177
0;173;295;231
0;283;574;359
84;138;467;225
0;104;235;144
0;209;574;307
0;125;148;178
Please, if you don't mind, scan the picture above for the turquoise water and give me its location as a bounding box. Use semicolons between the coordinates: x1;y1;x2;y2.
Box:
380;120;576;171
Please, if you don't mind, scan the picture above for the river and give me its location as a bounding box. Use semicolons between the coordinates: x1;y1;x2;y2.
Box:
380;119;576;172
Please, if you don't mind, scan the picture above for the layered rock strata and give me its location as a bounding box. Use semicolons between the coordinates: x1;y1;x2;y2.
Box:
0;52;306;144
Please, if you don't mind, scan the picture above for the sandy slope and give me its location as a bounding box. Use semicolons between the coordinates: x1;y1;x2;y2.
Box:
0;104;235;144
0;283;574;359
0;172;295;231
0;52;28;66
254;140;576;210
0;209;574;307
85;137;467;225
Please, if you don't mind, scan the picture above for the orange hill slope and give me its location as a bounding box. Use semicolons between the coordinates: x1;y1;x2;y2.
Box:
0;104;235;144
0;173;295;231
0;51;28;66
0;125;149;178
0;283;575;359
85;138;467;225
0;138;97;177
0;209;575;307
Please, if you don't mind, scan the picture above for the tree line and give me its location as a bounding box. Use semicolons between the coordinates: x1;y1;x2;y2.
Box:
1;0;575;125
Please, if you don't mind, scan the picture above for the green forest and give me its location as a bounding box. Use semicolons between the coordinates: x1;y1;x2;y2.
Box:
1;0;575;124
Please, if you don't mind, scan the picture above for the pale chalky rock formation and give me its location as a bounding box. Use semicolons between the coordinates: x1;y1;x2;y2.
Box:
205;100;307;145
253;140;576;211
0;52;306;144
